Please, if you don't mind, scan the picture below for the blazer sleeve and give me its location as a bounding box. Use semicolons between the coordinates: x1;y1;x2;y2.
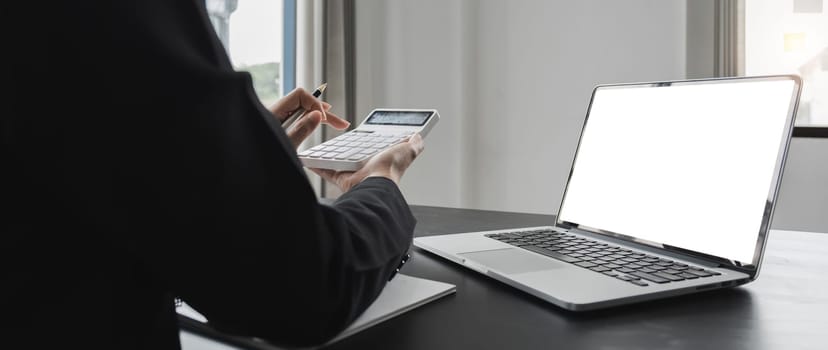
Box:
69;1;416;346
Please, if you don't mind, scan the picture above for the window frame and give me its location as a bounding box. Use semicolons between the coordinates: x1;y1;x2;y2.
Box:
283;0;296;94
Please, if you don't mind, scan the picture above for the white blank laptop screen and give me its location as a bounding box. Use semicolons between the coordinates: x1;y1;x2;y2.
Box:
558;79;795;264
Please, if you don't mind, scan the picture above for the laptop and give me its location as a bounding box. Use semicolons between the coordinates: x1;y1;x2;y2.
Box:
414;75;802;311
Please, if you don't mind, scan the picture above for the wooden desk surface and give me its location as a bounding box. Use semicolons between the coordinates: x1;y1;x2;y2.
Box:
184;205;828;350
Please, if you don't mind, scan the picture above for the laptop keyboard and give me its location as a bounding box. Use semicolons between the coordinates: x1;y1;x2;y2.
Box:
485;229;721;287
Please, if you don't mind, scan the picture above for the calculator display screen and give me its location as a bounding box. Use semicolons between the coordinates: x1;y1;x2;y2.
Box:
365;110;432;126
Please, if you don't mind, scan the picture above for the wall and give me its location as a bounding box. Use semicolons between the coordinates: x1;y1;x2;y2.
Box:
353;0;827;233
354;0;470;209
686;0;715;79
773;138;828;233
355;0;687;212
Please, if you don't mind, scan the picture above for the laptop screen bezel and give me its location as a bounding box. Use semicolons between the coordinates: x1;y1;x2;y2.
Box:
555;75;802;276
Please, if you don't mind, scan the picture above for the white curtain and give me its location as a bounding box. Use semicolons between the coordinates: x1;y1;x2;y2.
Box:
714;0;745;77
295;0;355;198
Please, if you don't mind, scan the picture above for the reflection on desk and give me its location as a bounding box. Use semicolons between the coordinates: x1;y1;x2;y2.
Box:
184;205;828;350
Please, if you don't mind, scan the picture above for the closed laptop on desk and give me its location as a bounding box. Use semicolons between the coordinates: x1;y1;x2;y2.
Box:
415;76;801;311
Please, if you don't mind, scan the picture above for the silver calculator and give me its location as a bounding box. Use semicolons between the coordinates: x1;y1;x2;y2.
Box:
299;108;440;171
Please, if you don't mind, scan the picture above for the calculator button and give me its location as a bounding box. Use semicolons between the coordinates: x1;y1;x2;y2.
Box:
308;151;326;158
335;149;362;160
298;149;314;156
359;148;378;155
320;152;338;159
347;154;366;161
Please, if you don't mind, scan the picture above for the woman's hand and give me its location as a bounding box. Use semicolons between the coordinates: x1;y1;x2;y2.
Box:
311;133;425;192
269;88;350;148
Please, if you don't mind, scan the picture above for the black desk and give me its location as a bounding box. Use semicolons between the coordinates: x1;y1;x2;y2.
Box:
187;205;828;350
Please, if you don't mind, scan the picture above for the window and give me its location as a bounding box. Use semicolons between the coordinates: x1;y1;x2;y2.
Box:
206;0;294;106
745;0;828;129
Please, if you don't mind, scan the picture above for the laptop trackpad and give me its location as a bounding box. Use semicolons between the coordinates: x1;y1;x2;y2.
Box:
459;248;565;274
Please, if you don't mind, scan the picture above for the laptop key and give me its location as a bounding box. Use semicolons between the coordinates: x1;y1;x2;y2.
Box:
678;272;699;279
524;245;582;263
684;269;714;277
629;279;649;287
575;261;597;268
630;271;670;284
653;272;684;281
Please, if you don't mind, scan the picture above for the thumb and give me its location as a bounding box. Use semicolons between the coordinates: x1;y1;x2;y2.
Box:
408;133;424;157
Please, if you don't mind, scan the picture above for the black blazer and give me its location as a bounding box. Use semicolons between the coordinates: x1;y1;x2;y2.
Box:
3;1;415;348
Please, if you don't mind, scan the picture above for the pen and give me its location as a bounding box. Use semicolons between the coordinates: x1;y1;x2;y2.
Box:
281;83;327;129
